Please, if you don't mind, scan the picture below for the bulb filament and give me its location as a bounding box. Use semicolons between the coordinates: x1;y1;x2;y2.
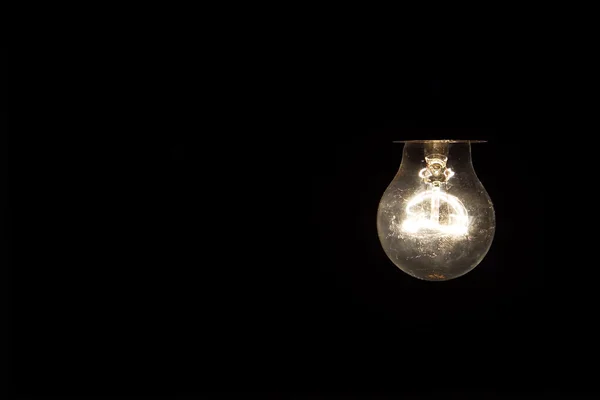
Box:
401;157;468;236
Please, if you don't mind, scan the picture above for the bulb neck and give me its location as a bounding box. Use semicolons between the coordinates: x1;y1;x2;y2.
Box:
424;141;449;158
400;141;474;177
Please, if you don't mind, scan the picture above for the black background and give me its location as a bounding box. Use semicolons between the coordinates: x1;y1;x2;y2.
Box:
10;43;593;397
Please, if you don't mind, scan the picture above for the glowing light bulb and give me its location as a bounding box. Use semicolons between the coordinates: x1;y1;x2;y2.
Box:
377;140;495;281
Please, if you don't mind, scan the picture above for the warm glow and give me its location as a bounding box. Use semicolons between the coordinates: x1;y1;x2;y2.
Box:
401;186;469;236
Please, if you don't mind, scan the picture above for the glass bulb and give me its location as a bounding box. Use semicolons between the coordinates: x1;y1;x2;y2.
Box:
377;140;495;281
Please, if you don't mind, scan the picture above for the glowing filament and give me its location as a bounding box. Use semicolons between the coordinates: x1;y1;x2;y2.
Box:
402;187;469;236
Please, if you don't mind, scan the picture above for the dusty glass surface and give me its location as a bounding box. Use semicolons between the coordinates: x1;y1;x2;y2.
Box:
377;140;495;281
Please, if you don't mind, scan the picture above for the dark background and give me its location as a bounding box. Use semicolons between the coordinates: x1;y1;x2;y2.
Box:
11;47;590;397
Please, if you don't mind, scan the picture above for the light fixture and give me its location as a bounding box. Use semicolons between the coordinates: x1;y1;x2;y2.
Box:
377;140;495;281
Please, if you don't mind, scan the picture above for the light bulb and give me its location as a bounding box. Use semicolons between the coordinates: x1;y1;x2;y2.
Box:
377;140;495;281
